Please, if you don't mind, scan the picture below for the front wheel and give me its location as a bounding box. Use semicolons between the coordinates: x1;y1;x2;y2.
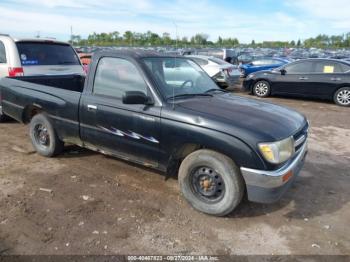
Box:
29;113;64;157
334;87;350;107
178;149;244;216
253;80;271;97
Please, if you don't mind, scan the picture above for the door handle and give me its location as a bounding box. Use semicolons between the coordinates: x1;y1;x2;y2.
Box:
299;77;308;80
331;78;341;81
87;104;97;111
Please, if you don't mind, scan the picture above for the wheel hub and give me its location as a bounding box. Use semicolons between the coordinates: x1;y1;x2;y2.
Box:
338;90;350;105
256;83;268;95
35;124;50;146
191;167;225;202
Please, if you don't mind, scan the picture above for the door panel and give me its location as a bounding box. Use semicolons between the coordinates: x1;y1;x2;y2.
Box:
79;56;162;167
272;61;313;95
80;95;161;167
306;61;347;97
301;73;344;98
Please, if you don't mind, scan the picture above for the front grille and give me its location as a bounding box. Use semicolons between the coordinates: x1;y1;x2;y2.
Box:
293;123;309;152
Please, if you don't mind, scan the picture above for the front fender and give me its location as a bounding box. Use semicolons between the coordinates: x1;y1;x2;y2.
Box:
160;118;265;171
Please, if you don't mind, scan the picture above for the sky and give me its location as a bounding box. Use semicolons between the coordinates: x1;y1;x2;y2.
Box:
1;0;350;43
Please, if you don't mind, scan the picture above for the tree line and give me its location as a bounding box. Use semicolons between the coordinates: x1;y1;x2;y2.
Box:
70;31;350;49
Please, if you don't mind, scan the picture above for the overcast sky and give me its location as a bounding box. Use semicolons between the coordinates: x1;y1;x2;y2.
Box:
1;0;349;43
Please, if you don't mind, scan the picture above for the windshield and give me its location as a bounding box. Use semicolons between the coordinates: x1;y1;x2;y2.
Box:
16;42;81;66
143;57;219;99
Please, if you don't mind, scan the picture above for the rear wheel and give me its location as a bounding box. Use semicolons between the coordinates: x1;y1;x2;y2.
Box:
29;113;64;157
253;80;270;97
334;87;350;107
178;149;244;216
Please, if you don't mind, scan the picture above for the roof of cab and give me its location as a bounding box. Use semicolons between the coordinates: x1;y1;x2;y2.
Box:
94;49;171;59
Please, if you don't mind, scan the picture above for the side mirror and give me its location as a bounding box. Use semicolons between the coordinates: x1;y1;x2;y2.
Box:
280;69;286;75
122;91;153;105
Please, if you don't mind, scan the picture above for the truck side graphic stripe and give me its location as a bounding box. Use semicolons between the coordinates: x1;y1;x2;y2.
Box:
97;125;159;144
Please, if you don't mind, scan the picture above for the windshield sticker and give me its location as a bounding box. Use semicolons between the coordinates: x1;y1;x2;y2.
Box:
21;60;39;65
323;65;334;73
20;54;27;61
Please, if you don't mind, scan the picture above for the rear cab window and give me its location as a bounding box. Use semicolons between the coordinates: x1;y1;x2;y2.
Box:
0;41;6;63
16;41;80;66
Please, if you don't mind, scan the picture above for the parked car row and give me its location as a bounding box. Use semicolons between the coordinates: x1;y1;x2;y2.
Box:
243;58;350;106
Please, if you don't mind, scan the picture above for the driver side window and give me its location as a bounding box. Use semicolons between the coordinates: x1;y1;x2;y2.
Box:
93;57;148;99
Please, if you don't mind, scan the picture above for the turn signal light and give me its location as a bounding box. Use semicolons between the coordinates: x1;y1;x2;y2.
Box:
282;170;293;183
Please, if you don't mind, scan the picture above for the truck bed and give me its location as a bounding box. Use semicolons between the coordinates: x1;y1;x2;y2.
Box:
0;74;85;144
12;74;85;93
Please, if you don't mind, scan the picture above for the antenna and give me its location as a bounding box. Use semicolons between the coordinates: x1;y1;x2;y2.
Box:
70;25;73;46
172;21;178;110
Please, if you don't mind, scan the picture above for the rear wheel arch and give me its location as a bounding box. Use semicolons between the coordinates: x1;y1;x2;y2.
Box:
22;105;43;124
29;113;64;157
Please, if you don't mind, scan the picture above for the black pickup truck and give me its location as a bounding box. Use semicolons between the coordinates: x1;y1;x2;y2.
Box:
0;50;308;216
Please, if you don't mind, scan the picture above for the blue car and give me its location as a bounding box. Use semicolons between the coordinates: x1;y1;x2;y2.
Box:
240;58;290;77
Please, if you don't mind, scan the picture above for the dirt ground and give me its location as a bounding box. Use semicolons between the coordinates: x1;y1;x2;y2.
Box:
0;90;349;256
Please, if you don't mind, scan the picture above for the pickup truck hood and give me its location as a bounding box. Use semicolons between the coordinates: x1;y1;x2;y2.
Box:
176;93;306;142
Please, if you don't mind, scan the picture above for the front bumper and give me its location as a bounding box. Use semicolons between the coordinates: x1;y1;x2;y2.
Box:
214;75;240;87
242;79;253;92
240;142;308;203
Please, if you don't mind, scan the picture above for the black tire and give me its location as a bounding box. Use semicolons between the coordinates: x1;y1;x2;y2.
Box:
29;113;64;157
334;87;350;107
253;80;271;98
0;113;8;123
178;149;244;216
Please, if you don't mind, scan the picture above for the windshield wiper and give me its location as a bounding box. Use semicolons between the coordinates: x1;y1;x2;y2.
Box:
205;88;228;94
167;93;213;100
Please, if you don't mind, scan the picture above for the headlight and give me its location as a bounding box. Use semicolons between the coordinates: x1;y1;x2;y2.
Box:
258;137;295;164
